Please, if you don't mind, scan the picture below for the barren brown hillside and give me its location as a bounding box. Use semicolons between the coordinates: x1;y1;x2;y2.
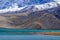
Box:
0;11;60;29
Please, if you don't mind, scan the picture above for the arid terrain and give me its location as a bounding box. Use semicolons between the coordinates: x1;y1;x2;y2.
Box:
0;9;60;30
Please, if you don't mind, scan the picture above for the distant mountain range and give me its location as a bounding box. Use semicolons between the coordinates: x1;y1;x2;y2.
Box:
0;0;59;14
0;2;60;19
0;6;60;29
0;0;60;29
0;0;53;9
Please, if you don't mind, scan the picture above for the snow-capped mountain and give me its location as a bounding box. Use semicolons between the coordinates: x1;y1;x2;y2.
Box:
0;0;60;29
0;0;53;9
0;1;58;13
0;0;60;13
20;2;59;12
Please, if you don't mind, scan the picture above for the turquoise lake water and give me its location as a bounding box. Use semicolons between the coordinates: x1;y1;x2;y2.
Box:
0;35;60;40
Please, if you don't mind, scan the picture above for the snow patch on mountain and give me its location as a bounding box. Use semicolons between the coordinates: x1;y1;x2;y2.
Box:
54;0;60;4
0;0;59;13
34;2;58;10
0;3;27;13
